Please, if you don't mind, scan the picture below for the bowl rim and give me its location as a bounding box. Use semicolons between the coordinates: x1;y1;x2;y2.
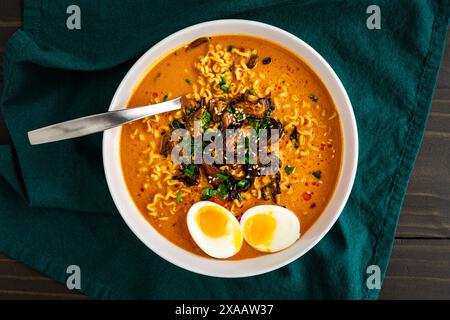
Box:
103;19;358;278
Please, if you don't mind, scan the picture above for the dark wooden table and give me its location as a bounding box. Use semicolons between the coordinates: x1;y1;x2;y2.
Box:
0;0;449;300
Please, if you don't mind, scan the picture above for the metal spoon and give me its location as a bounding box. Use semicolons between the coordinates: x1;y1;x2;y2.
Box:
27;97;182;145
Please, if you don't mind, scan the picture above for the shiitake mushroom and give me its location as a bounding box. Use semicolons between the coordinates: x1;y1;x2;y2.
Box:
186;37;211;51
246;54;259;69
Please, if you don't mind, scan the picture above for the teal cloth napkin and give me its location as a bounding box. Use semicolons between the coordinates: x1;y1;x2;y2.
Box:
0;0;448;299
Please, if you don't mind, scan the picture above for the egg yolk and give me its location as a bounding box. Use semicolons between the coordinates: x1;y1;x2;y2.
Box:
244;213;277;246
196;205;229;238
233;227;243;250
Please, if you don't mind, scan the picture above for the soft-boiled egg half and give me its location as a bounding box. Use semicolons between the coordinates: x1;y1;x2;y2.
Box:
187;201;243;259
240;205;300;253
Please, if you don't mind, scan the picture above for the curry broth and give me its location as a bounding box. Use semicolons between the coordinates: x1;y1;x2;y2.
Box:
120;35;342;259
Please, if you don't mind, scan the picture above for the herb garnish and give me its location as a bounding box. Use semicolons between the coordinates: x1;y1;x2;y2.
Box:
237;179;251;191
284;166;295;174
184;164;195;177
176;191;182;204
171;119;184;129
235;112;244;121
216;172;231;182
290;126;300;148
199;111;211;129
309;94;319;102
217;184;230;198
312;171;322;179
201;188;217;200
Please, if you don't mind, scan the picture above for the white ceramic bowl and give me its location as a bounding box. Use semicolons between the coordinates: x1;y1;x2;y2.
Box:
103;20;358;277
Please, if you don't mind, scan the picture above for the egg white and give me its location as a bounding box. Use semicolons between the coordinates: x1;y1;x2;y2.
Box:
187;201;243;259
240;205;300;253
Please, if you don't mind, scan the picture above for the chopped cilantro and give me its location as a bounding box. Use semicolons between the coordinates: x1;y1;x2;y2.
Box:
220;84;228;92
199;111;211;129
244;154;250;165
235;112;244;121
284;166;295;174
309;94;319;102
184;164;195;177
201;188;217;200
217;184;230;198
290;126;300;148
176;191;182;204
237;179;251;191
216;173;231;181
312;171;322;179
171;119;183;129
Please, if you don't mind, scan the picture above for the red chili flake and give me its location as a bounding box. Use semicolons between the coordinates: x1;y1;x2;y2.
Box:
152;92;158;98
310;203;317;208
328;143;332;148
320;143;325;151
303;192;312;201
305;182;309;186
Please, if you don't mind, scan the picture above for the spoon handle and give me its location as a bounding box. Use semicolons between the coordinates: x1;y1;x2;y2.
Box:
27;97;182;145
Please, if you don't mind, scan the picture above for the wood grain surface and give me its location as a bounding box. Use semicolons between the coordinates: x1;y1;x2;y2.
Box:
0;0;449;300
